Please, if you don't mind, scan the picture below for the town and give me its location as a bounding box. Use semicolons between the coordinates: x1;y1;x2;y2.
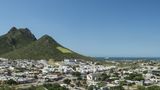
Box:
0;58;160;90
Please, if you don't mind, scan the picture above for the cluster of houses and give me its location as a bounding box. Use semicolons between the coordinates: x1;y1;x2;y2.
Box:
0;58;62;84
0;58;160;90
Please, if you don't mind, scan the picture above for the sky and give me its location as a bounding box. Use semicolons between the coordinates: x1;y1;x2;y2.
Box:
0;0;160;57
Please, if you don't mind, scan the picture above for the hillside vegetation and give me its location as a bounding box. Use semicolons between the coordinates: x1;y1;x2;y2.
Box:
0;27;92;61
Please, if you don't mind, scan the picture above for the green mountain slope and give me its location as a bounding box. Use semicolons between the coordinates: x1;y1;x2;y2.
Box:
1;32;92;61
0;27;36;55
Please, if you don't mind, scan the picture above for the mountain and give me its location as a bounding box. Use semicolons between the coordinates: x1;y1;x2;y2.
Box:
0;27;92;61
0;27;36;55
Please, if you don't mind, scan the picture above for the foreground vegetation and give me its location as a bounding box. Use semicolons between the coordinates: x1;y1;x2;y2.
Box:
0;83;68;90
137;85;160;90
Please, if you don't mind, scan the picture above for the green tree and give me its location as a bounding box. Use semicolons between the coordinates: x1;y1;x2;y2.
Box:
88;85;96;90
63;79;71;85
72;72;81;77
125;73;144;81
100;73;110;81
44;83;68;90
5;79;17;85
110;86;124;90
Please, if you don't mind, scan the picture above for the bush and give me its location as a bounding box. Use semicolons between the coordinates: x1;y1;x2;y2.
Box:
43;83;68;90
5;79;17;85
72;72;81;77
137;85;160;90
125;73;144;81
63;79;71;85
110;85;124;90
0;85;13;90
100;73;110;81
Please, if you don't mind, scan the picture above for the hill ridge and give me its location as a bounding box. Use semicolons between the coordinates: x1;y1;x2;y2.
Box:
0;27;92;61
0;27;36;55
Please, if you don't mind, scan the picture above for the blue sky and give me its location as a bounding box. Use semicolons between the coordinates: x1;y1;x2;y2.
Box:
0;0;160;57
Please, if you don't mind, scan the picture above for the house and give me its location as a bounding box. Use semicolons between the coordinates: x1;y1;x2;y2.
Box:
87;73;99;81
16;77;35;84
44;74;63;82
64;59;77;65
59;65;74;73
152;70;160;76
143;80;153;86
42;65;55;74
87;73;99;86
